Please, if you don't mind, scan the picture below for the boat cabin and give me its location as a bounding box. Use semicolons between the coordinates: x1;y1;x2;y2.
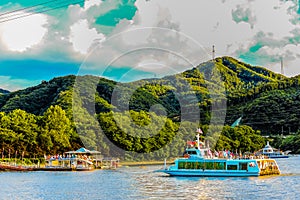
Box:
255;141;289;158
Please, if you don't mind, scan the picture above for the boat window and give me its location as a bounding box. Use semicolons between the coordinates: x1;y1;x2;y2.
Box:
239;162;248;170
178;161;205;169
178;162;185;169
227;165;238;170
214;162;226;170
196;162;205;169
191;162;198;169
187;151;197;155
178;161;230;170
178;161;227;170
178;162;193;169
206;162;214;170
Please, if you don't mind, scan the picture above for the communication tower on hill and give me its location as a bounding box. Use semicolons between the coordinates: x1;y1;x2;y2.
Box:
280;57;284;75
212;45;215;60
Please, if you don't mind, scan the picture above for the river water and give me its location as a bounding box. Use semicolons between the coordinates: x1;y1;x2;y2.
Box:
0;156;299;200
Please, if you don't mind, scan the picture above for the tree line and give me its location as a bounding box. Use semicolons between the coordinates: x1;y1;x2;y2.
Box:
0;104;271;160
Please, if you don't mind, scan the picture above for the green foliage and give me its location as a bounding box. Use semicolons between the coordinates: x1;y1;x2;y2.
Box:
0;105;75;157
40;105;72;153
215;125;265;153
97;110;177;154
270;132;300;154
0;109;38;154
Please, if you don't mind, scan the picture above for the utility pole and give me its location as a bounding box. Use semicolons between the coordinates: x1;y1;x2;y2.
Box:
212;45;215;60
280;57;284;75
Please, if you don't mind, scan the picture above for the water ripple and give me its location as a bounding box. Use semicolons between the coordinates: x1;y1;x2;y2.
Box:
0;157;299;199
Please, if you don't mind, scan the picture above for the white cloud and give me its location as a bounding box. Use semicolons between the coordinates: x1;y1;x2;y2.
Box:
232;5;256;28
258;44;300;76
77;0;300;80
69;19;106;54
0;76;40;91
0;12;48;52
132;0;298;53
83;0;102;11
284;55;300;77
250;0;295;39
126;0;254;57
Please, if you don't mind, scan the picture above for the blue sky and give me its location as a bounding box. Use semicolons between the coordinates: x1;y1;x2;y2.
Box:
0;0;300;91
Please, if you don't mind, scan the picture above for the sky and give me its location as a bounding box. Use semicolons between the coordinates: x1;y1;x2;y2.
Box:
0;0;300;91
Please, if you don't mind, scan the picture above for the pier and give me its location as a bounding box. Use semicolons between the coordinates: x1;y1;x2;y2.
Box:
0;147;120;172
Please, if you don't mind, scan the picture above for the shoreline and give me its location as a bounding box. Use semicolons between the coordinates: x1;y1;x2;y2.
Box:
119;160;174;167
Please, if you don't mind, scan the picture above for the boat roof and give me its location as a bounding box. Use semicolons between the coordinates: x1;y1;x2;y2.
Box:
65;147;101;154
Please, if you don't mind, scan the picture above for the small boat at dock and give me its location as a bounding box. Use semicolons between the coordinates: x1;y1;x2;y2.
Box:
0;162;33;171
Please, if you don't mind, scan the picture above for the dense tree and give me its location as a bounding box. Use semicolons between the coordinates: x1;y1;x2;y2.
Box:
271;131;300;154
215;125;265;153
40;105;72;154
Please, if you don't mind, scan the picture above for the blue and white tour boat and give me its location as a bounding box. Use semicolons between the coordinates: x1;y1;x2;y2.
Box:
156;134;281;177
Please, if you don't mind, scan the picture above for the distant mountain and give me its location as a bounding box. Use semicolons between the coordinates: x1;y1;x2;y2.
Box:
0;88;10;94
0;56;298;135
0;76;77;115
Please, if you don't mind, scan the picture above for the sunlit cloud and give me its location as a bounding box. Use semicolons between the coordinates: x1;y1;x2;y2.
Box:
0;12;48;52
69;19;105;54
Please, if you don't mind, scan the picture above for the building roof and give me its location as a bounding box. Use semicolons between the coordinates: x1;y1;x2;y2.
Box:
65;147;101;154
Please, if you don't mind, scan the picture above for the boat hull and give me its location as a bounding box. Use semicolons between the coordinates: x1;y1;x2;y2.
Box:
157;169;259;177
266;155;289;159
0;164;33;171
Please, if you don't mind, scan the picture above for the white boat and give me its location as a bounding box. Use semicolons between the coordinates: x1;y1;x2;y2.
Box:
155;135;281;177
255;141;289;158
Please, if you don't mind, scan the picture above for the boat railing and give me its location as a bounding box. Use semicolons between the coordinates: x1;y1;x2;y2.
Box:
183;154;269;160
0;161;12;166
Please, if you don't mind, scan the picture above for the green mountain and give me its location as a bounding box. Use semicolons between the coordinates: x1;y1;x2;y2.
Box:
0;57;296;134
0;56;300;156
0;76;76;115
0;88;10;94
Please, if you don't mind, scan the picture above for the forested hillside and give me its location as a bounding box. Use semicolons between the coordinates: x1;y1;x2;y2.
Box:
0;88;10;94
0;56;300;159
